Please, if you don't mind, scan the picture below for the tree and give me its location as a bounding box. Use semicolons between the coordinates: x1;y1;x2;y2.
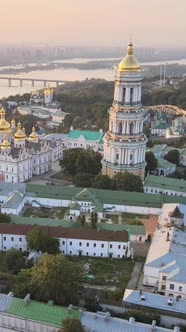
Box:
91;174;113;189
0;213;11;223
59;318;85;332
76;148;102;175
145;151;157;173
14;254;83;305
60;148;102;176
90;212;98;229
112;172;143;192
74;172;93;187
164;149;179;165
4;249;26;274
26;227;60;254
60;148;83;175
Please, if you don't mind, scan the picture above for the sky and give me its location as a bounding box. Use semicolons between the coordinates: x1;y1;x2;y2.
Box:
0;0;186;48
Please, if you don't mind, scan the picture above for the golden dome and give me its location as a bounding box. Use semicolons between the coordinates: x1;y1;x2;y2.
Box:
1;135;10;149
118;42;141;72
0;107;11;131
14;122;26;140
29;126;38;140
11;119;15;124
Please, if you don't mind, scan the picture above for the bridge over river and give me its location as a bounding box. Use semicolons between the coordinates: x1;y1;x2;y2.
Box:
0;76;67;87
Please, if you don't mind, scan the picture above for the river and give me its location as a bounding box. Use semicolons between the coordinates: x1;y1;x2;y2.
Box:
0;57;186;99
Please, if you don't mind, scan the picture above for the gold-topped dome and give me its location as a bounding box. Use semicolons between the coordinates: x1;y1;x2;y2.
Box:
1;135;10;149
29;126;38;140
118;42;141;72
0;107;11;131
14;122;26;140
11;118;15;124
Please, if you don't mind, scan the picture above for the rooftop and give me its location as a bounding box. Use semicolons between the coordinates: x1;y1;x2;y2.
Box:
123;289;186;316
26;184;186;208
1;192;24;209
0;223;129;242
68;129;104;142
156;158;176;169
6;298;80;327
144;175;186;193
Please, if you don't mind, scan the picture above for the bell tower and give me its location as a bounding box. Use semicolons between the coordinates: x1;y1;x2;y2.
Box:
102;42;147;180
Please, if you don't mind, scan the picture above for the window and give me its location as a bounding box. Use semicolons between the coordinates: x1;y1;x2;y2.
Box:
118;245;121;249
162;276;166;281
69;241;72;246
69;251;72;254
93;253;96;256
110;244;113;249
3;236;6;241
62;241;65;245
101;253;103;256
101;244;104;248
179;286;183;292
4;247;6;250
93;243;96;247
169;293;173;297
19;238;22;242
170;284;174;290
79;242;82;246
118;255;120;258
11;237;14;242
86;243;89;247
123;245;126;249
161;285;165;290
86;252;89;256
19;248;22;252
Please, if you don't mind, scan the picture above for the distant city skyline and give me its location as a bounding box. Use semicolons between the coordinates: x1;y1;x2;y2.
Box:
1;0;186;48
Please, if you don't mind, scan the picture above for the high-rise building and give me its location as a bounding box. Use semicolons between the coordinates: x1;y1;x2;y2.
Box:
102;42;147;180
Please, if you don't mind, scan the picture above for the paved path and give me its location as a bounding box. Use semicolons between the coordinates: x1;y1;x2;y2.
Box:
127;262;143;290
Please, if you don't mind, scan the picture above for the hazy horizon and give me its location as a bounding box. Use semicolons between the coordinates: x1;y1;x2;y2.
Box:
1;0;186;48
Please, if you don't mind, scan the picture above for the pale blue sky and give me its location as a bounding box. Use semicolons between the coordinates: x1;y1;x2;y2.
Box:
1;0;186;47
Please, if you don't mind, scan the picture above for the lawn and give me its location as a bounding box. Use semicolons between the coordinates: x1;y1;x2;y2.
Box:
67;256;135;300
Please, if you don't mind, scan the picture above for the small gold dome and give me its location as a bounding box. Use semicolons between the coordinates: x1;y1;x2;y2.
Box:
14;122;26;140
1;135;10;149
118;42;141;72
29;126;38;140
11;119;15;124
0;107;11;131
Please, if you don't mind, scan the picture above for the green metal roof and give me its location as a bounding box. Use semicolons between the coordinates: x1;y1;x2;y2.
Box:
144;175;186;193
68;129;103;141
26;184;186;209
11;216;80;228
157;158;176;169
97;223;146;235
7;298;80;327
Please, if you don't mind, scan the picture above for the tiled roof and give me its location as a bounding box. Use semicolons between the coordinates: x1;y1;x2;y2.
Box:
0;224;129;242
11;216;80;228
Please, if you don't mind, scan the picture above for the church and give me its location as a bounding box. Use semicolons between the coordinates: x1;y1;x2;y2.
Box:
0;107;52;183
102;42;147;180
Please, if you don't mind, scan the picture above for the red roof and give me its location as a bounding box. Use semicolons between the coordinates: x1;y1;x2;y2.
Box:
0;224;129;242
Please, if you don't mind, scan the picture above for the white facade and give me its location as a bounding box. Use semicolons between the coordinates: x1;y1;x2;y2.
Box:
102;42;147;179
0;225;130;259
143;226;186;300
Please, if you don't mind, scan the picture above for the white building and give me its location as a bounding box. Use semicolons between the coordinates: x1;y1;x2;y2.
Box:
102;42;147;179
144;175;186;196
143;225;186;299
0;108;52;183
66;128;104;154
0;223;130;259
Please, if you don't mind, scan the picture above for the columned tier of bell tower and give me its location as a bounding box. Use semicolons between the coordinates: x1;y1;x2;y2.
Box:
102;42;147;180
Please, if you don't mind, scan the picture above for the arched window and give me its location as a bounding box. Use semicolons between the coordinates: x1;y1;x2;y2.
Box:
130;88;133;104
123;87;126;103
118;122;122;134
129;122;133;135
